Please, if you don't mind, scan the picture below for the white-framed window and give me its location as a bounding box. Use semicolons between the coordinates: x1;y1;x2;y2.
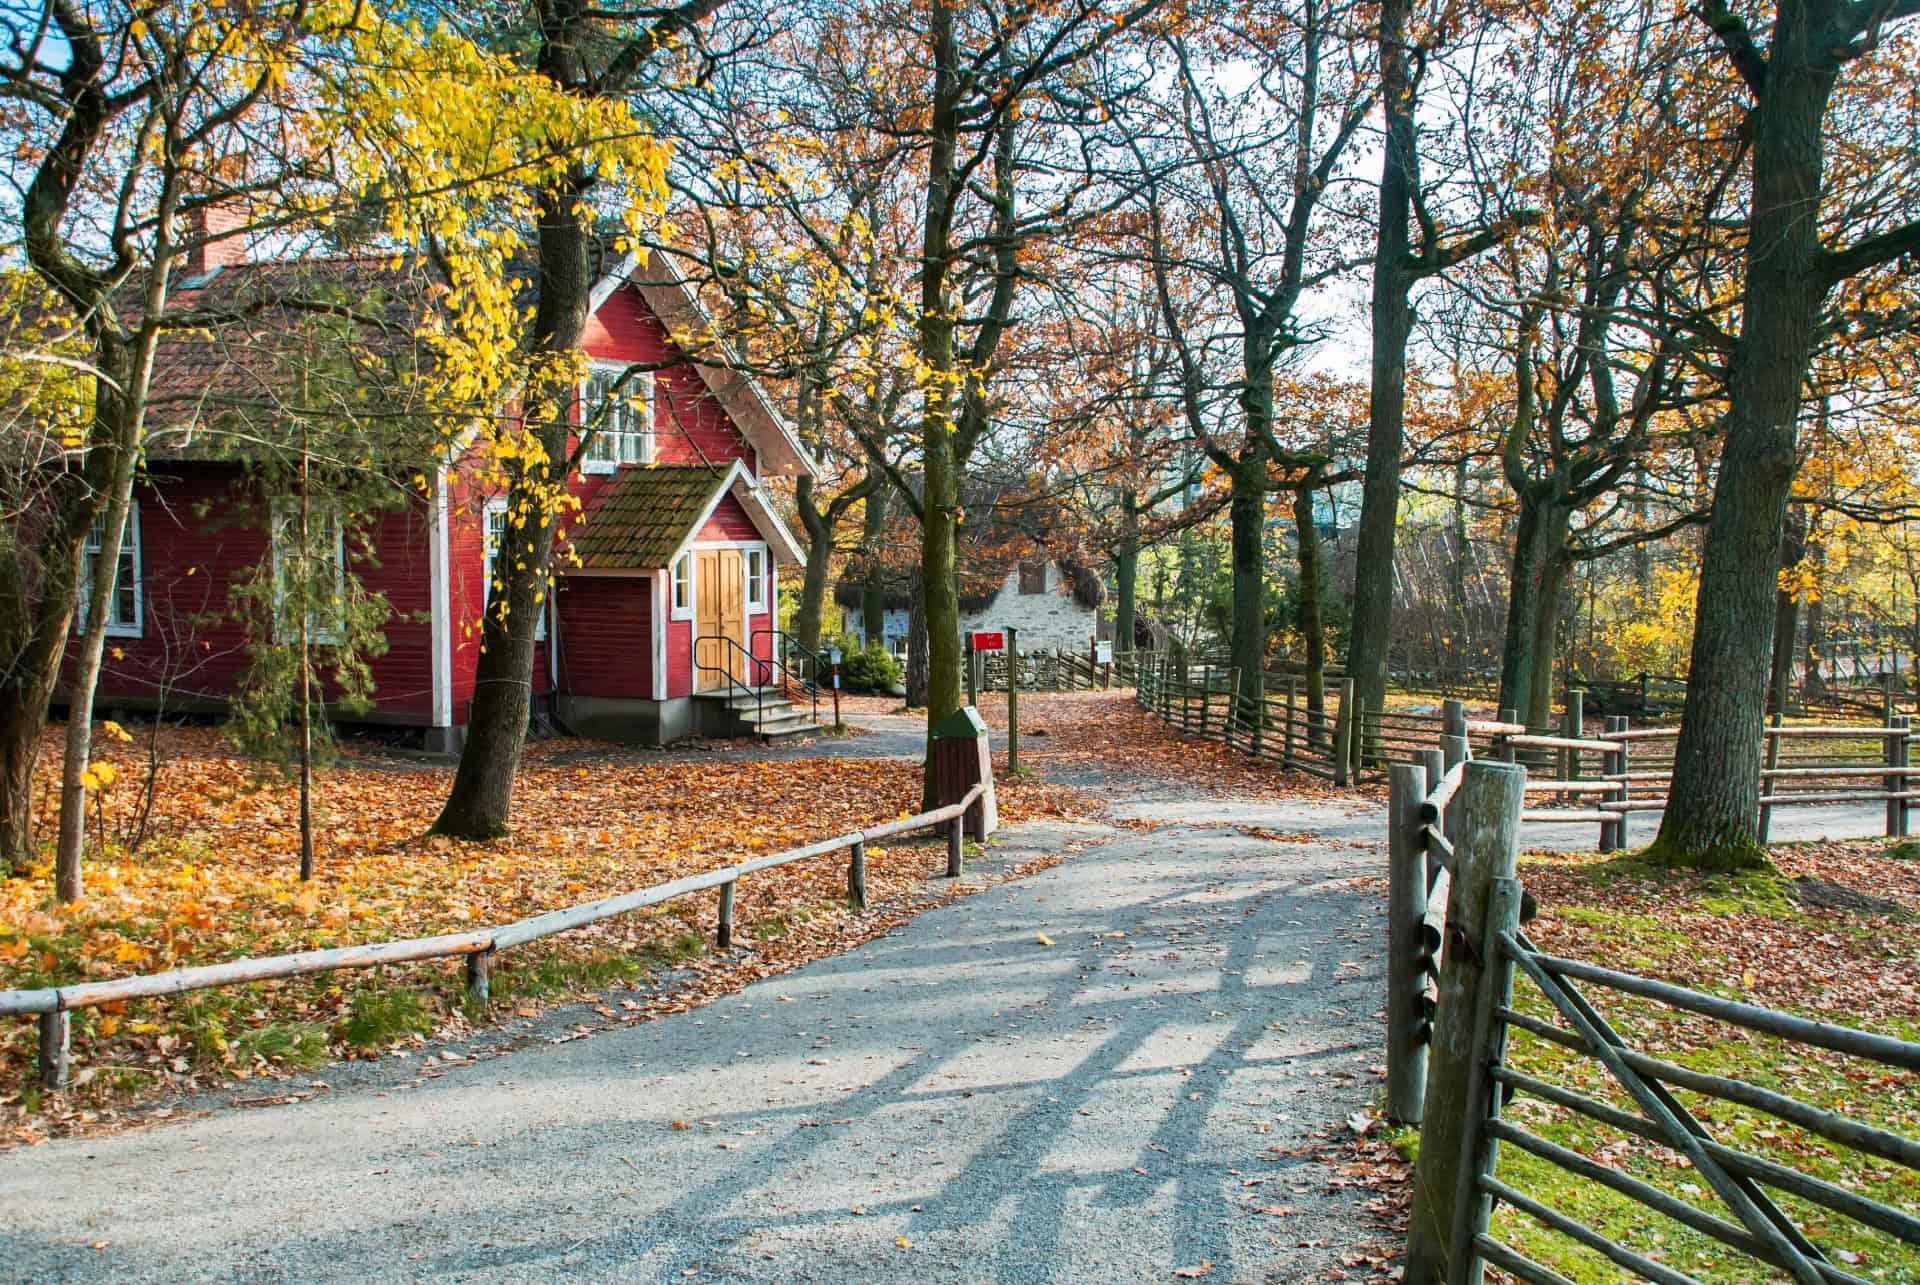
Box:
580;362;653;473
485;497;546;640
77;503;143;637
269;500;346;644
670;552;693;619
744;546;768;612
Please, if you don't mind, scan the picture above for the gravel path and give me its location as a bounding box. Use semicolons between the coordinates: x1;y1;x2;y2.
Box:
0;790;1392;1283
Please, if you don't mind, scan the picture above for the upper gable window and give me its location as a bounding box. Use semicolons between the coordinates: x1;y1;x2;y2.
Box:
581;363;653;473
1019;562;1047;595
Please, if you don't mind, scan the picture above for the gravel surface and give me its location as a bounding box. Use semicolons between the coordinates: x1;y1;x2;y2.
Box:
0;795;1392;1284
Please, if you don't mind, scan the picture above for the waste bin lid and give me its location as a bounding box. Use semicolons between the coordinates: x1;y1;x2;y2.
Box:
930;706;989;740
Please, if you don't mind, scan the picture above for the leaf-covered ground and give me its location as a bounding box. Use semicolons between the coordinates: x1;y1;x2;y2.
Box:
1369;838;1920;1283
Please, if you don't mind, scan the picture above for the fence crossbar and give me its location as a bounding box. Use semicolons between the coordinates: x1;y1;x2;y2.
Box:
1472;1235;1579;1285
1490;1066;1920;1247
1479;1175;1707;1285
7;783;986;1018
1497;930;1827;1284
1484;1120;1868;1285
1530;950;1920;1071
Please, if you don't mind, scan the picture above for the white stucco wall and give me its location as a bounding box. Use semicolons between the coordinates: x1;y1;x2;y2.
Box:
960;564;1104;654
841;605;911;652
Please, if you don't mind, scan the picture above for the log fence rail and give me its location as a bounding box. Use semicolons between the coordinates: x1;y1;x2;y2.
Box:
9;744;997;1090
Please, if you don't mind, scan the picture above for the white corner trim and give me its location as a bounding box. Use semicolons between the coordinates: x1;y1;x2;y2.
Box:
429;467;452;728
652;569;669;701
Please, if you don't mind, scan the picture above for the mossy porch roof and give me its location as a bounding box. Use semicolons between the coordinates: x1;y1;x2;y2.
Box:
566;464;730;570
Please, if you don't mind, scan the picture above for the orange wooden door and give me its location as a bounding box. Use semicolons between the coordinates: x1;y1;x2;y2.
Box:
694;549;748;689
716;551;746;684
695;549;725;690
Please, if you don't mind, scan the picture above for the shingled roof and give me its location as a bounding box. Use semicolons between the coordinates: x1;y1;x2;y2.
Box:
566;465;733;570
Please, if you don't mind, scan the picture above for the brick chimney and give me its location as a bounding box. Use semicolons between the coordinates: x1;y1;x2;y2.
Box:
184;202;249;275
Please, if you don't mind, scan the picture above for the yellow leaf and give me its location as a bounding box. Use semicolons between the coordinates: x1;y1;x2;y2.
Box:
895;1236;913;1250
1034;933;1054;947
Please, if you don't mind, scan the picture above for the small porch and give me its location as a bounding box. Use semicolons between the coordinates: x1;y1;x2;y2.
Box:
554;460;809;744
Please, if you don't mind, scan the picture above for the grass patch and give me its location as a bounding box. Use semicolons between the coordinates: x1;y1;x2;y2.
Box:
1478;987;1919;1282
232;1021;331;1070
337;987;434;1050
1884;838;1920;861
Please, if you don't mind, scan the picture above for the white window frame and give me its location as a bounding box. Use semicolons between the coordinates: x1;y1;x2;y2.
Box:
77;502;143;638
744;545;768;612
580;362;654;474
270;499;347;646
485;498;547;641
669;551;694;621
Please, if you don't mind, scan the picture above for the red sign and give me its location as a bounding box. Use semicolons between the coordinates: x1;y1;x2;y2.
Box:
970;630;1006;653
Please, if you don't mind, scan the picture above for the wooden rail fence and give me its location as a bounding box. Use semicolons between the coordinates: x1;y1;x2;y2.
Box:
7;739;998;1090
1135;655;1369;783
1396;760;1919;1284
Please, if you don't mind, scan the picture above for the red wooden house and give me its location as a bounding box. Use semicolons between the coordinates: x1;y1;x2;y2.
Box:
63;241;818;748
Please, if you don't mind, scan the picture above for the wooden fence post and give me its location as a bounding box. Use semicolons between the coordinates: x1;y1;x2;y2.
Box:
1496;707;1518;764
465;947;494;1007
1449;875;1526;1285
39;1011;70;1090
1443;699;1467;746
947;814;964;878
1007;625;1021;773
717;879;735;949
1387;762;1430;1125
848;841;867;910
1887;716;1906;838
1334;678;1356;786
1614;716;1632;849
1284;676;1299;769
966;637;978;708
1759;712;1782;844
1897;715;1912;838
1405;760;1526;1285
1441;733;1469;846
1563;689;1583;802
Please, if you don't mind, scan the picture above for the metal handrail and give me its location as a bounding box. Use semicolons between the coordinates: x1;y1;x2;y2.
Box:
693;632;768;729
751;628;823;725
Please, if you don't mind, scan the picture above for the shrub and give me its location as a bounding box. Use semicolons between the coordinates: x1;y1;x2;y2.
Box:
840;643;902;693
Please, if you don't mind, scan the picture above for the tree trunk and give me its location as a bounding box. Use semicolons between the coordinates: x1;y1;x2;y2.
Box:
1497;492;1571;723
793;474;834;659
1767;505;1808;715
1526;554;1569;728
0;468;96;876
1656;9;1839;869
861;484;889;647
433;184;589;839
1347;0;1417;723
905;577;929;708
1292;484;1327;744
1803;535;1826;697
55;327;151;901
1114;538;1139;654
1225;455;1269;688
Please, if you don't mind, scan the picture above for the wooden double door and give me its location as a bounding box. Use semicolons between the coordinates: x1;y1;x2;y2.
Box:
693;548;746;690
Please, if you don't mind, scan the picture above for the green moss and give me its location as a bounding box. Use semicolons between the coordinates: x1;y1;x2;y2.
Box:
1635;834;1773;873
1884;838;1920;861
